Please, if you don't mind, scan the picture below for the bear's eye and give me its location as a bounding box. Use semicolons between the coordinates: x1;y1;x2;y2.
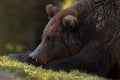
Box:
47;36;56;43
46;36;56;49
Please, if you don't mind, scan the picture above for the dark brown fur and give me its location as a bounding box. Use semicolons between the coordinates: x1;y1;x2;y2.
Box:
43;0;120;79
9;0;120;79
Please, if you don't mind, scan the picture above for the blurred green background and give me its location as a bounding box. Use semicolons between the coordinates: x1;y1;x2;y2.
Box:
0;0;77;55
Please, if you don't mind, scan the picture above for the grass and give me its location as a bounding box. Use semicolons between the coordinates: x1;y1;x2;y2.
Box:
0;56;107;80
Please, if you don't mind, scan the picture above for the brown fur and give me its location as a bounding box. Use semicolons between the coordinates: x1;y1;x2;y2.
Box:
10;0;120;79
43;0;120;79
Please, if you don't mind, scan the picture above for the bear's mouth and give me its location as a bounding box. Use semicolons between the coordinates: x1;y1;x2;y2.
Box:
29;53;40;63
31;56;38;62
29;54;50;65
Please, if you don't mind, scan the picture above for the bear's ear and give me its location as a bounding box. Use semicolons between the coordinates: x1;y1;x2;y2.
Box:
62;15;78;28
46;4;61;19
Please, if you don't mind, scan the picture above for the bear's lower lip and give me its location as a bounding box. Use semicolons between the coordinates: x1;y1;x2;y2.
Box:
30;56;38;62
31;56;35;59
29;54;38;62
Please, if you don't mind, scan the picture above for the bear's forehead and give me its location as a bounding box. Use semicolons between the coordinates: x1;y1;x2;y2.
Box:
42;7;80;37
44;18;60;31
42;19;61;38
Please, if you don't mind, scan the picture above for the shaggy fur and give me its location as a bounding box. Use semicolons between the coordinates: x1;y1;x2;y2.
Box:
9;0;120;79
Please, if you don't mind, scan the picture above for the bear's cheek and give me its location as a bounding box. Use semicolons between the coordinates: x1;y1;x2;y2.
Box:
35;54;53;65
29;38;62;65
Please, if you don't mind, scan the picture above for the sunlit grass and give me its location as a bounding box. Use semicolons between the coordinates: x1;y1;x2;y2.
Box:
0;56;106;80
61;0;77;9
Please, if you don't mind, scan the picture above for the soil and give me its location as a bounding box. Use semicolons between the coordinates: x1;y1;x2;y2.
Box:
0;70;25;80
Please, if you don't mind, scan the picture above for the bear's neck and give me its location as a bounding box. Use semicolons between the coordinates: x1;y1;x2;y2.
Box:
115;0;120;8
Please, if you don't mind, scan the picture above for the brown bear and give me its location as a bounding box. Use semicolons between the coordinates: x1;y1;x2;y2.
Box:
29;2;95;65
9;0;120;79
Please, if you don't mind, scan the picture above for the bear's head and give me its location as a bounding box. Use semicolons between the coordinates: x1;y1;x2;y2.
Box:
29;2;95;65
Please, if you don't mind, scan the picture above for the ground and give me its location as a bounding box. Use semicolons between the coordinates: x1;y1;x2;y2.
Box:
0;56;106;80
0;70;25;80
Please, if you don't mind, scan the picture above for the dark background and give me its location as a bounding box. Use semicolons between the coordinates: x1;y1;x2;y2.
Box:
0;0;76;55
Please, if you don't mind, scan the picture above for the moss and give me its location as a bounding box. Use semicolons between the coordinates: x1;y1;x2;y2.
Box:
0;56;107;80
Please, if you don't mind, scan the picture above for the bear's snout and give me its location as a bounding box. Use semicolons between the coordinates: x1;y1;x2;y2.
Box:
29;52;52;65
